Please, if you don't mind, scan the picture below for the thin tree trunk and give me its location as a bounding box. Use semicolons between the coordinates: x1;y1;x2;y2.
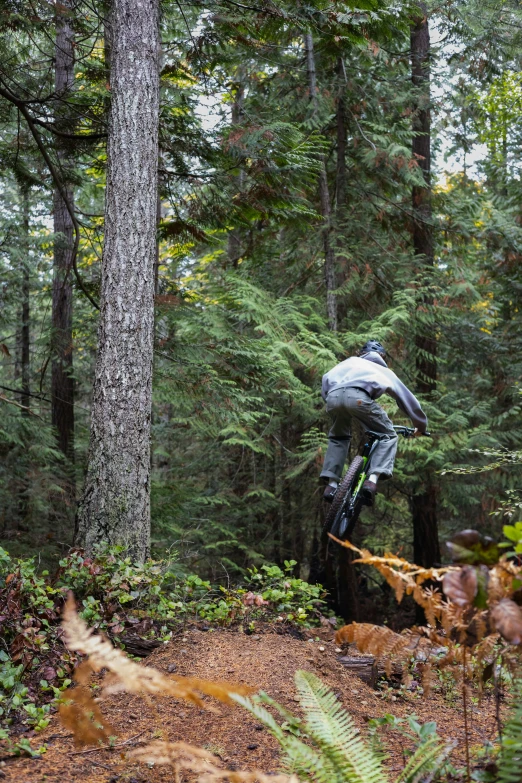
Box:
337;547;360;623
20;188;30;415
410;2;440;570
52;0;75;469
335;59;347;217
303;34;337;331
227;71;245;267
14;187;31;526
334;57;349;326
76;0;160;561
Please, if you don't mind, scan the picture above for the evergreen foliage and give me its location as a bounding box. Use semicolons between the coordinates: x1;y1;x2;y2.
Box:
0;0;521;618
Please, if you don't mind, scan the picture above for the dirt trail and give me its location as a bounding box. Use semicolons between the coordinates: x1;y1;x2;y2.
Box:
5;627;499;782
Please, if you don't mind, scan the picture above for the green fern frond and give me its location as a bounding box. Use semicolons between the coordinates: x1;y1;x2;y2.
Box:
233;672;452;783
295;670;388;783
394;735;452;783
232;692;329;781
498;680;522;783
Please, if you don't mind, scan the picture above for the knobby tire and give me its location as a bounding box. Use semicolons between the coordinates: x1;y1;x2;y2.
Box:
324;455;364;540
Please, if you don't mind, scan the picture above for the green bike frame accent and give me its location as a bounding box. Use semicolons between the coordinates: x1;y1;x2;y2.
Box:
327;426;426;543
352;456;368;498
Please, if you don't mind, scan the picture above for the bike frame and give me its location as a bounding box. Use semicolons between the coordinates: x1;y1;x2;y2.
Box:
327;425;431;541
351;434;380;498
349;426;426;507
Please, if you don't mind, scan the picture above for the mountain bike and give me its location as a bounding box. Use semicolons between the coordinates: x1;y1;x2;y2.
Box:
323;426;431;542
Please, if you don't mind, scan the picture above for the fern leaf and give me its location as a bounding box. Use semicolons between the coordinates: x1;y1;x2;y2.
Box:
498;680;522;783
394;735;452;783
294;670;388;783
232;692;329;781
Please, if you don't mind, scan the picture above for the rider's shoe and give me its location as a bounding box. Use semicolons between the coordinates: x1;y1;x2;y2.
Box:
323;485;337;503
361;480;377;506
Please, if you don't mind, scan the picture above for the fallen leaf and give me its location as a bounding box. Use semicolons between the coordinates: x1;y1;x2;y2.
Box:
442;566;477;607
491;599;522;644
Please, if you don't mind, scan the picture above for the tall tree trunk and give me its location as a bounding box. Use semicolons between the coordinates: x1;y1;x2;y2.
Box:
227;71;245;267
76;0;160;561
334;58;350;327
410;3;440;569
14;187;31;526
20;188;30;415
52;0;75;470
335;59;347;217
303;34;337;332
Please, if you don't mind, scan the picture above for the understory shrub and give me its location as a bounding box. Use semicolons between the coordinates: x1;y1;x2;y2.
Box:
0;543;327;740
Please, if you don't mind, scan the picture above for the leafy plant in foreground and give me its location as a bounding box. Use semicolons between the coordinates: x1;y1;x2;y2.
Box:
496;680;522;783
333;528;522;688
331;527;522;781
232;672;450;783
58;598;450;782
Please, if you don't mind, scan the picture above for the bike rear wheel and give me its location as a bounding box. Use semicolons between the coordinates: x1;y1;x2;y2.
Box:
324;455;364;540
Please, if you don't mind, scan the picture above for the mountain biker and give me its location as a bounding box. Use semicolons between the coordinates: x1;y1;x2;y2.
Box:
320;340;428;506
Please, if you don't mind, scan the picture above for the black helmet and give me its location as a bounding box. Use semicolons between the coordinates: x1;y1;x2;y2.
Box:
360;339;386;358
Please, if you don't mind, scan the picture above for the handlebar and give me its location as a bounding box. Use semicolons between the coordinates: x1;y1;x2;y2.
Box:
393;426;431;438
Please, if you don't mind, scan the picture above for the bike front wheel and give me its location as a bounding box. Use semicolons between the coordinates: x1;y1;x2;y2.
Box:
324;455;364;541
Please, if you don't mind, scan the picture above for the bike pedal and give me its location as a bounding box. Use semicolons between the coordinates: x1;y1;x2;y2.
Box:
323;486;337;503
361;491;374;507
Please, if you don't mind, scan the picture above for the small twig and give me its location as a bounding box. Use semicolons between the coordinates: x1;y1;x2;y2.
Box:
463;646;471;783
0;393;43;419
346;106;376;151
68;730;145;756
87;758;113;771
495;653;503;744
0;384;49;403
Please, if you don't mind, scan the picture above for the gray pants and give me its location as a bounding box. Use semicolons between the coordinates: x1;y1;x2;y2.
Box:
321;387;398;482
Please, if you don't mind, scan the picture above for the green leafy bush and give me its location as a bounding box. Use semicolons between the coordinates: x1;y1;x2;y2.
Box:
0;544;326;742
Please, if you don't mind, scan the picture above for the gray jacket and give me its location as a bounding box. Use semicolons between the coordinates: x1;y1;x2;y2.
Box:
321;352;428;432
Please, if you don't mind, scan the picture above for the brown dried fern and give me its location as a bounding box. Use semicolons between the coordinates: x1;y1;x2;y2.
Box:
62;594;252;707
335;622;409;658
59;683;116;747
331;536;450;627
130;740;298;782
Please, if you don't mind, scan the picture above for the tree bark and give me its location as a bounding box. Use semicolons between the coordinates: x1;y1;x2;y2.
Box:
227;71;245;267
410;3;440;570
335;59;347;217
76;0;160;561
52;0;75;468
303;34;337;332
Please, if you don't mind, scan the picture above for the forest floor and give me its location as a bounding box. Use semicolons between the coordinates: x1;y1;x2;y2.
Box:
3;625;499;783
